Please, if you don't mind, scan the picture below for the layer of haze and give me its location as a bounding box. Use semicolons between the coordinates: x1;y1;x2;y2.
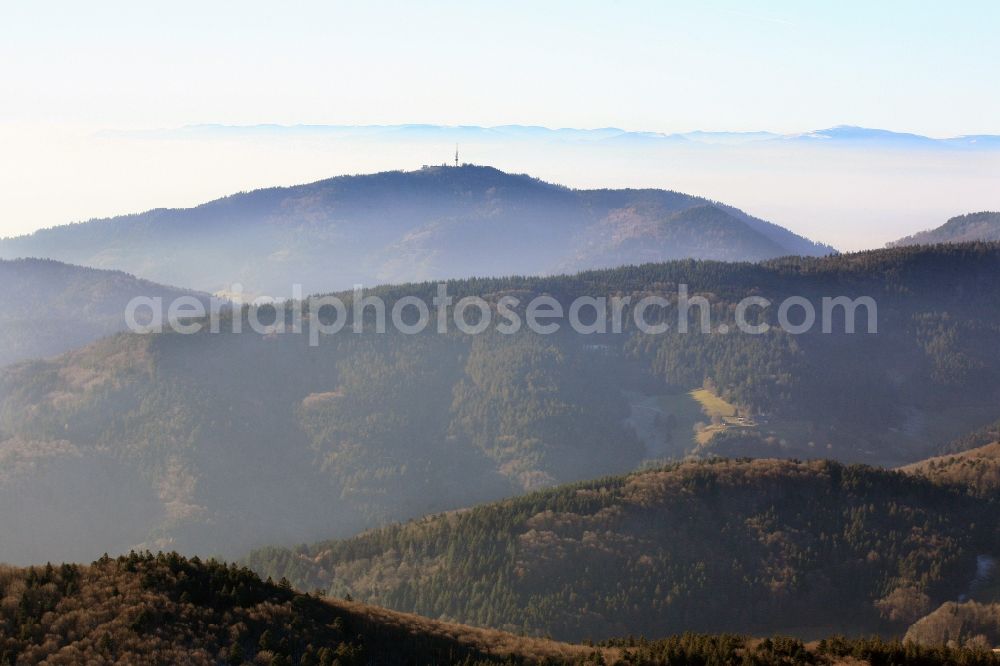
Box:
2;1;999;250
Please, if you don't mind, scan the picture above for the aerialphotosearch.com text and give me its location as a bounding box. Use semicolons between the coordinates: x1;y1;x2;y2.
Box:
125;283;878;345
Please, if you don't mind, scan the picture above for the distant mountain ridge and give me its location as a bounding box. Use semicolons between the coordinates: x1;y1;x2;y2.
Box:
122;123;1000;149
0;258;205;367
0;166;833;295
889;211;1000;248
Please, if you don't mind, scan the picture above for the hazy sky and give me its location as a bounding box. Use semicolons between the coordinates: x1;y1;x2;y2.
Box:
1;1;998;247
4;1;999;133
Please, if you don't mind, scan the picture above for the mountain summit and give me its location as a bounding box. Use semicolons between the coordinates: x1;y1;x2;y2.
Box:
0;166;832;295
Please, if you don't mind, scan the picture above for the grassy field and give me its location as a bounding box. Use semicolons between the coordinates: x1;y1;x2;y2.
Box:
638;386;998;465
690;388;756;445
690;388;738;419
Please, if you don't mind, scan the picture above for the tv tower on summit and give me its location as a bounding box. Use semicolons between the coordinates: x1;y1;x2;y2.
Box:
455;144;459;167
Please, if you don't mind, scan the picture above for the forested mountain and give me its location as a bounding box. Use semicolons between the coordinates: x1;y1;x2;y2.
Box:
246;457;1000;642
0;551;602;664
901;442;1000;497
890;212;1000;248
906;602;1000;649
3;552;996;666
0;259;205;367
940;420;1000;456
2;244;1000;564
0;166;832;296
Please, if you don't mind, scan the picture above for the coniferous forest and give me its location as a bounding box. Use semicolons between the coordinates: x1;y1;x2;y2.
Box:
3;243;1000;563
4;10;1000;659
